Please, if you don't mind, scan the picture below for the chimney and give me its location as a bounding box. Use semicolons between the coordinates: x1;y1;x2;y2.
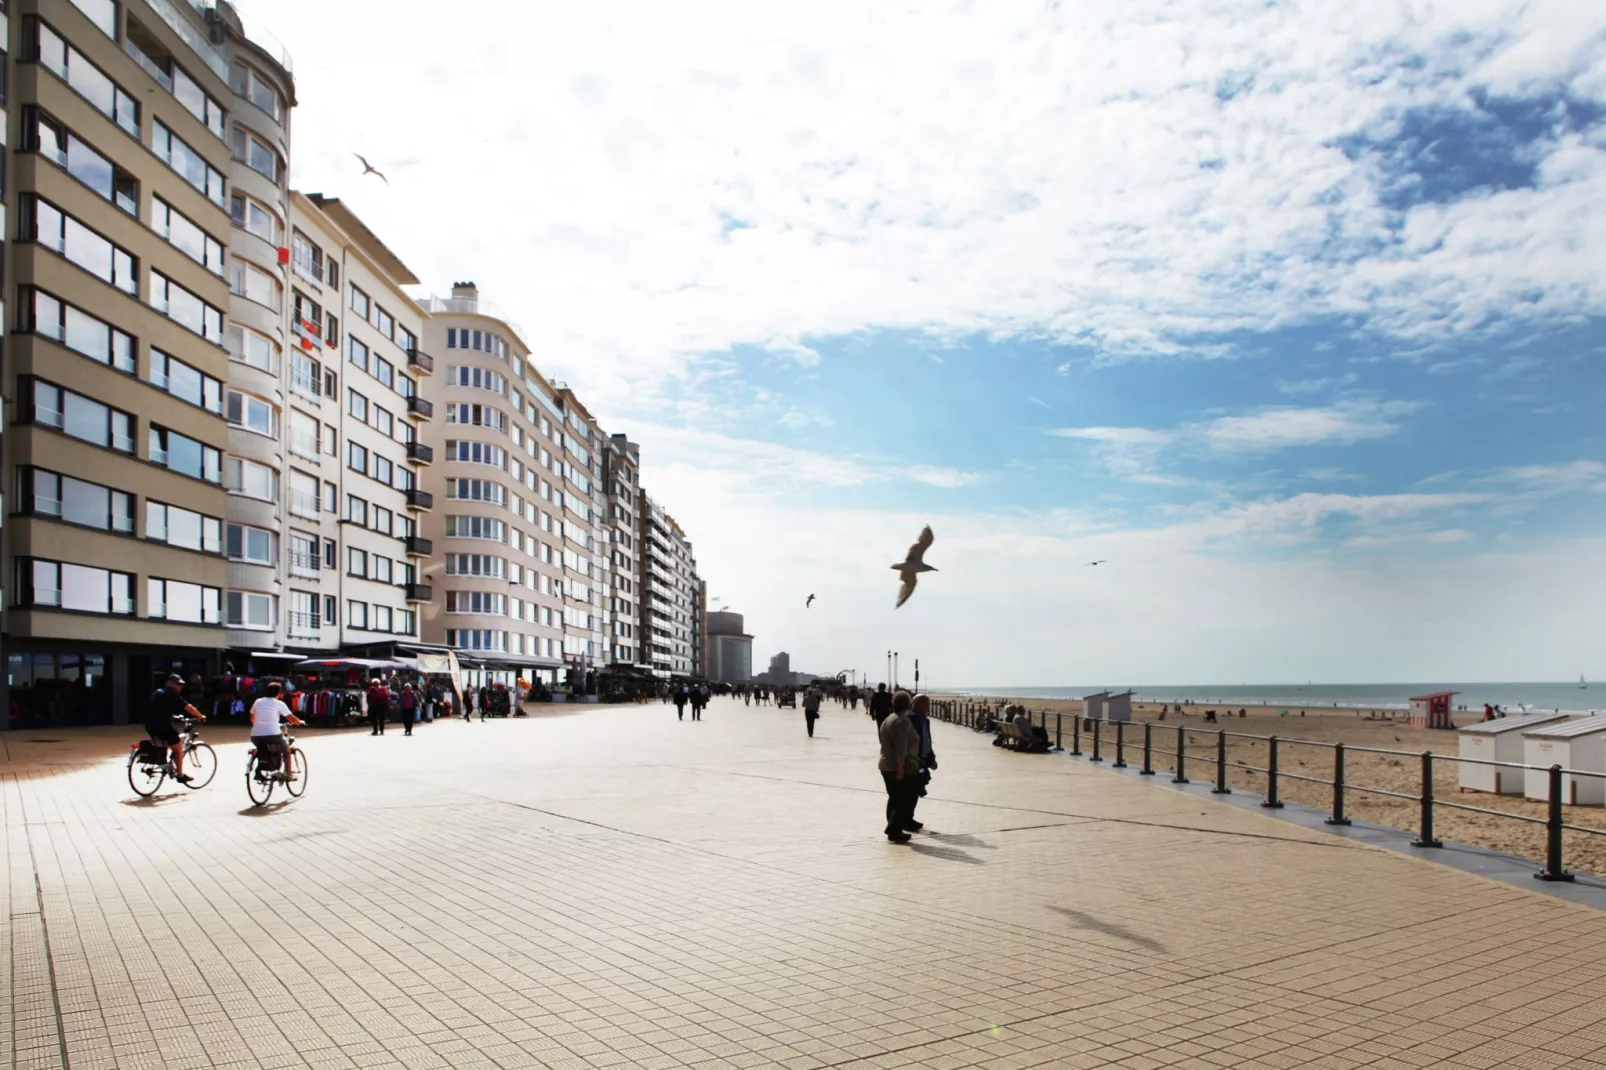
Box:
451;281;478;302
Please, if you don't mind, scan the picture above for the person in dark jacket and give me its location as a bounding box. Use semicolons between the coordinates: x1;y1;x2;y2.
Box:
906;694;937;830
803;687;821;737
869;683;892;727
674;686;688;720
399;683;418;736
366;678;389;735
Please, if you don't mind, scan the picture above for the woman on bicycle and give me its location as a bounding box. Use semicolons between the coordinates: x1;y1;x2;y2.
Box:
251;683;305;776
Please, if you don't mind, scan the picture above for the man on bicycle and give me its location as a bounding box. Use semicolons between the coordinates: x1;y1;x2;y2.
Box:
250;683;305;779
146;674;205;783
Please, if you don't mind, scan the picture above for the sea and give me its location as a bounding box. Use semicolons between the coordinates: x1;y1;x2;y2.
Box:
940;682;1605;715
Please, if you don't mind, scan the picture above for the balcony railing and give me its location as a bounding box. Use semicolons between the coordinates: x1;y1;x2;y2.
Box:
405;488;434;511
287;611;320;637
404;535;433;557
406;441;434;464
404;582;433;603
406;347;435;373
407;396;434;419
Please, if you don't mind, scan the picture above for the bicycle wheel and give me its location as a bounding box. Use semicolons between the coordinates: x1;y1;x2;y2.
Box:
245;753;274;806
128;751;165;798
182;743;217;789
284;748;308;798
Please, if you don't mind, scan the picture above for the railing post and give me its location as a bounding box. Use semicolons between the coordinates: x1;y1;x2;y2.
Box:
1113;721;1127;768
1536;765;1575;882
1055;713;1062;751
1141;722;1154;775
1261;736;1283;808
1090;718;1103;762
1173;726;1188;784
1213;730;1230;794
1327;743;1351;826
1411;752;1442;848
1071;714;1082;756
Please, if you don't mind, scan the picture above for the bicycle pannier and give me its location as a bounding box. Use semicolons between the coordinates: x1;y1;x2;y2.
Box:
254;745;282;772
136;740;169;764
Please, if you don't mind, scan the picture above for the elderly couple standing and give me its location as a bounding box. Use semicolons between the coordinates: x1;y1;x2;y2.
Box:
877;691;936;843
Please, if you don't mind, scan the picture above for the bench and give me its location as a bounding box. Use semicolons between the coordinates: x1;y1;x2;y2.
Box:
995;719;1050;753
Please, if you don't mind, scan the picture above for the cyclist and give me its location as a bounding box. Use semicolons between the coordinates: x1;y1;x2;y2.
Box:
146;673;206;784
250;682;305;779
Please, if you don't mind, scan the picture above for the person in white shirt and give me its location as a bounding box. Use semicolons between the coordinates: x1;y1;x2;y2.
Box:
250;682;305;780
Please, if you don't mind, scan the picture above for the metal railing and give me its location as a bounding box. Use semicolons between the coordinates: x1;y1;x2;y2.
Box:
924;701;1606;883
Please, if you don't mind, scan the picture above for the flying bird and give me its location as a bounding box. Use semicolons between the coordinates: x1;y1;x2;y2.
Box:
805;594;815;608
892;526;937;608
352;153;389;185
1085;560;1107;566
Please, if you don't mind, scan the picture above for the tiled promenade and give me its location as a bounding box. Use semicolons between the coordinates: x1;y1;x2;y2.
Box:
5;697;1606;1070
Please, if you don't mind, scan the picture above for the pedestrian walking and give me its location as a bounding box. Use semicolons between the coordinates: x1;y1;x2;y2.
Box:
878;690;920;843
906;694;936;831
803;687;821;737
675;686;688;721
870;683;892;727
366;678;389;735
400;683;418;736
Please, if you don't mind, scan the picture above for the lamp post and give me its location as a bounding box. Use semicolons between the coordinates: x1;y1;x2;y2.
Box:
886;650;891;687
915;658;920;692
893;652;899;690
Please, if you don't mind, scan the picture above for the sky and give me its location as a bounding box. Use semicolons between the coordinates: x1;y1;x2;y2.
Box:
261;0;1606;685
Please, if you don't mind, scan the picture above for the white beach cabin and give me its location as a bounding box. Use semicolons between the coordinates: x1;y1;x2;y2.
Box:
1082;691;1109;724
1457;714;1570;794
1522;718;1606;806
1104;691;1133;723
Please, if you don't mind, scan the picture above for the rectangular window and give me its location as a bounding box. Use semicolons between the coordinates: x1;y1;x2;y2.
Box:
21;558;134;614
223;456;277;501
151;270;225;343
226;324;278;375
446;591;507;615
291;233;324;285
68;0;118;38
229;124;280;185
232;62;283;121
153;197;224;275
288;590;319;635
372;556;392;584
147;501;222;553
148;578;222;624
347;440;368;474
225;524;275;564
27;109;137;214
288;469;319;519
225;590;275;630
324;595;338;627
25;468;134;534
289;411;320;461
28;379;134;453
398;326;417;353
374;606;394;632
346;495;368;526
446;479;507;505
373;507;393;536
230;194;281;245
149;426;222;483
290;351;320;398
323;481;338;514
446;554;507;578
25;195;137;294
374;407;393;438
287;531;319;576
373;455;393;486
229;258;282;311
348;336;368;372
225;391;278;437
152;119;226;206
349;285;370;318
445;516;506;541
347;600;368;629
36;21;138;135
374;306;394;339
25;288;135;374
374;358;394;389
323;538;337;571
347;389;368;421
347;546;367;578
149;349;223;413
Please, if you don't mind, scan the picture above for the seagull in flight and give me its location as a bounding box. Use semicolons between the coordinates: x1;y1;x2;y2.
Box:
1085;560;1107;566
892;526;937;608
805;594;815;608
352;153;389;185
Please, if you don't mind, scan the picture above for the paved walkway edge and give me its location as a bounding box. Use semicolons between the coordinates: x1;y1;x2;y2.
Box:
1040;740;1606;910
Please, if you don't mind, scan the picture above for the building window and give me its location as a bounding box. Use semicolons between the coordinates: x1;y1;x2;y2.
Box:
288;590;319;636
324;594;338;628
373;605;393;632
229;125;281;185
34;20;138;136
24;288;135;374
27;379;134;453
23;195;137;295
147;501;222;554
372;556;392;584
448;366;507;394
446;554;507;578
347;389;368;421
225;390;278;438
373;306;394;339
226;324;279;376
67;0;118;38
373;455;393;486
397;610;416;636
374;358;393;389
152;120;226;206
231;61;283;121
23;468;134;534
445;516;506;541
149;426;222;483
225;590;275;630
151;271;225;343
447;440;507;468
347;546;367;578
346;440;368;475
446;629;506;652
347;600;368;629
230;193;282;245
152;197;225;275
345;495;368;526
288;469;319;519
226;524;275;565
229;258;283;312
348;336;368;373
149;578;222;623
150;349;223;413
446;591;506;615
290;232;324;286
26;109;137;214
373;506;392;536
20;558;135;615
124;20;226;137
224;457;277;501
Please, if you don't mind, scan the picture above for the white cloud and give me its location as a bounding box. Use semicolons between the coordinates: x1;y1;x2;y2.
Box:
1276;374;1360;395
1048;426;1175;446
1482;460;1606;493
777;409;833;429
763;339;822;367
907;466;984;489
1198;401;1418;452
273;0;1606;408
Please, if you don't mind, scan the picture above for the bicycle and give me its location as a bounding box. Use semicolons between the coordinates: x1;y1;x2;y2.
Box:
245;730;308;806
128;715;217;796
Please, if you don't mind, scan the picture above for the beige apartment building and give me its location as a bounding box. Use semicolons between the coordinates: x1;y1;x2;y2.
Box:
603;433;641;667
639;493;702;677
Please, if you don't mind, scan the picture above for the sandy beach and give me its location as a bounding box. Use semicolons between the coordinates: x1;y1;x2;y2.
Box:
933;695;1606;877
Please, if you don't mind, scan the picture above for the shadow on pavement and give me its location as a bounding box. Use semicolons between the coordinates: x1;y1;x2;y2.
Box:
1047;906;1167;953
924;832;997;849
238;802;296;816
907;842;987;865
120;794;188;807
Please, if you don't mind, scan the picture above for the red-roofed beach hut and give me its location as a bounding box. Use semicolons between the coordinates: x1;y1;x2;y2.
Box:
1409;690;1458;729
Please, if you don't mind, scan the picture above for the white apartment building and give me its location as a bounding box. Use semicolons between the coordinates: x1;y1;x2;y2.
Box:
639;493;702;677
603;435;642;667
